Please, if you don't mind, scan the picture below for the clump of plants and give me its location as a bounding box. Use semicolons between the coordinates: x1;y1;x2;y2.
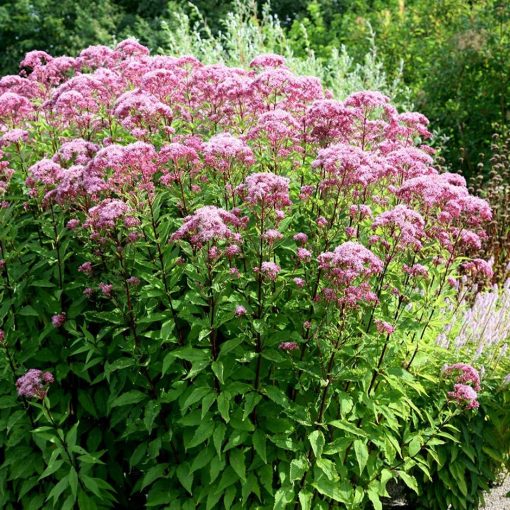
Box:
469;129;510;284
0;40;504;509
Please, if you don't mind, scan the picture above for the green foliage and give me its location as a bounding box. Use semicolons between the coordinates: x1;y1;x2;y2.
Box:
289;0;510;179
409;382;510;510
0;0;119;75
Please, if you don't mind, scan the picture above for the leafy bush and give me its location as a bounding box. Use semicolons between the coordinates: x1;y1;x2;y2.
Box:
0;40;505;509
410;279;510;510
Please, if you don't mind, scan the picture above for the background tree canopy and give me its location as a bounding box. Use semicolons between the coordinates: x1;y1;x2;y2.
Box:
0;0;509;179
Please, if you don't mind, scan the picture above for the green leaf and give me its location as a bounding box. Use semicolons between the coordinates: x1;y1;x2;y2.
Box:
141;464;166;491
176;463;193;494
144;401;161;434
162;352;176;376
408;436;422;457
187;418;215;448
368;488;383;510
78;490;97;510
229;448;246;482
77;391;97;418
398;471;419;495
290;458;308;483
46;475;69;505
264;386;289;409
329;420;367;438
219;338;244;357
110;390;147;409
182;386;212;411
211;360;224;384
209;455;226;484
312;471;351;503
273;487;294;510
39;460;64;480
353;440;369;475
316;458;338;481
242;473;261;505
68;467;78;500
129;443;147;468
213;422;226;457
190;446;214;474
66;422;79;449
61;494;75;510
217;392;230;422
243;392;262;420
298;490;313;510
224;485;237;510
80;474;101;498
252;429;267;464
308;430;325;459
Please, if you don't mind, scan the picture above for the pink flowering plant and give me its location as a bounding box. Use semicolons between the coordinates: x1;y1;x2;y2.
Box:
0;40;502;509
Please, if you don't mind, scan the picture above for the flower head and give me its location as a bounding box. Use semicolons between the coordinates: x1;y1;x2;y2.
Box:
448;383;479;410
170;206;241;247
239;173;291;209
235;305;247;317
16;369;54;399
443;363;481;391
51;313;66;328
279;342;299;351
260;261;280;281
318;241;383;287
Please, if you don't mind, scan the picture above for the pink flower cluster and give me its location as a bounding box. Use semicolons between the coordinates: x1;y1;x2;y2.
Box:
170;206;241;248
239;173;291;210
443;363;481;410
0;41;496;406
448;384;479;410
16;369;54;399
318;242;383;286
443;363;481;391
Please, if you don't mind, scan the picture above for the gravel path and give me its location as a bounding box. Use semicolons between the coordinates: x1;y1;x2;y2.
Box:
482;475;510;509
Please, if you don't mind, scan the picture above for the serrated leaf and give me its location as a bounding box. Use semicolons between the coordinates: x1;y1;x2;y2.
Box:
46;475;68;504
176;463;193;494
187;418;215;448
329;420;367;438
312;471;351;503
252;429;267;463
290;458;308;483
68;467;78;500
398;471;419;494
368;488;382;510
408;436;422;457
217;392;230;422
298;490;313;510
243;392;262;420
316;458;338;481
353;440;369;475
110;390;146;408
130;443;147;468
273;487;294;510
66;422;79;449
308;430;325;459
142;464;166;491
213;422;226;457
229;448;246;482
211;360;224;384
39;459;64;480
182;387;212;411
